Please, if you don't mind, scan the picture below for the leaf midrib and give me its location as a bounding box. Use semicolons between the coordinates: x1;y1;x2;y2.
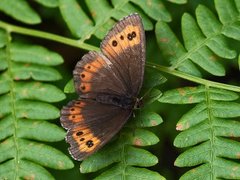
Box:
205;85;216;180
5;31;19;179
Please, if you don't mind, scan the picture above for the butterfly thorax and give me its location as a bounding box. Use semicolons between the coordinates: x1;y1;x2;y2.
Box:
96;93;136;109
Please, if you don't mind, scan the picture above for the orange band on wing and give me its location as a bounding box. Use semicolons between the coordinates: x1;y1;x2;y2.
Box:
103;25;141;55
83;57;105;73
72;128;101;153
80;83;92;93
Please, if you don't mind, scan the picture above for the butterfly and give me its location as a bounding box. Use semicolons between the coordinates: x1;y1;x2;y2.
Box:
60;13;145;161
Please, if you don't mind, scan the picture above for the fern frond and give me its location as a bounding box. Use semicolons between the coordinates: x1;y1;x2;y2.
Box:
58;0;171;41
159;86;240;179
0;0;41;24
156;0;238;77
0;31;74;179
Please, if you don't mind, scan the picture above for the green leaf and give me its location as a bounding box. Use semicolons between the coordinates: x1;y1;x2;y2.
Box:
159;86;238;104
143;68;167;89
0;49;7;71
15;100;59;120
182;14;225;76
0;38;72;178
112;1;154;31
215;0;238;24
196;5;236;59
17;120;65;142
0;29;7;48
59;0;94;38
155;21;201;77
60;0;171;41
167;0;187;4
239;55;240;70
156;2;237;77
143;88;162;106
19;160;54;180
122;128;159;146
12;62;62;81
128;111;163;127
176;102;207;130
19;139;73;169
95;164;165;180
0;95;11;118
182;13;205;50
211;101;240;118
171;85;240;179
81;129;159;173
131;0;171;22
0;138;15;162
0;116;13;141
0;159;54;179
10;43;63;66
64;78;75;93
124;146;158;166
35;0;59;7
0;0;41;24
216;0;240;40
0;77;10;95
15;82;66;102
214;118;240;137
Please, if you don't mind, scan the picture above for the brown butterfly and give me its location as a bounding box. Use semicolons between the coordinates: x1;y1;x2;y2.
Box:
60;13;145;161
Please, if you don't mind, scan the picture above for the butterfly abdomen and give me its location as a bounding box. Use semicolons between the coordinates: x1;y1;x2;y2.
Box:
96;93;134;109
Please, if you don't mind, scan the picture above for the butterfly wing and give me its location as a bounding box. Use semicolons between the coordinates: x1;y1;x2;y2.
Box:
60;99;131;161
61;14;145;161
73;51;128;99
100;13;145;96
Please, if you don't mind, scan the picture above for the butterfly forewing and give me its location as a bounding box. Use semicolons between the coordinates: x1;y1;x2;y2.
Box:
100;14;145;96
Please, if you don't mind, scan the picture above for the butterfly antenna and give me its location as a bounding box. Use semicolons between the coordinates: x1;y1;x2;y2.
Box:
141;87;153;100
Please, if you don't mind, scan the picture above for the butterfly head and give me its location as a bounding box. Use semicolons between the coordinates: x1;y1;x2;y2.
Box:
134;97;143;109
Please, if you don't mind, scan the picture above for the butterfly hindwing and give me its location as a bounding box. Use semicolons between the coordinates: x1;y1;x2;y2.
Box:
60;99;132;160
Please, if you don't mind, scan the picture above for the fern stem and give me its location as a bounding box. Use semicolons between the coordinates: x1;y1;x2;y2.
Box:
0;20;99;51
147;62;240;92
0;22;239;93
5;31;19;179
205;86;215;179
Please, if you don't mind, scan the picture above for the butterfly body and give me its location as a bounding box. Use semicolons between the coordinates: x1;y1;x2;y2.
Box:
95;93;136;109
60;13;145;161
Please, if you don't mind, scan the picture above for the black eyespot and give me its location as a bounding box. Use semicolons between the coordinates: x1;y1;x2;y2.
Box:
132;31;136;38
120;35;124;40
80;138;85;141
81;74;85;78
86;140;94;148
127;33;133;40
87;66;91;69
112;40;118;47
76;102;80;105
81;86;86;90
76;131;83;136
72;115;75;118
70;108;75;111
